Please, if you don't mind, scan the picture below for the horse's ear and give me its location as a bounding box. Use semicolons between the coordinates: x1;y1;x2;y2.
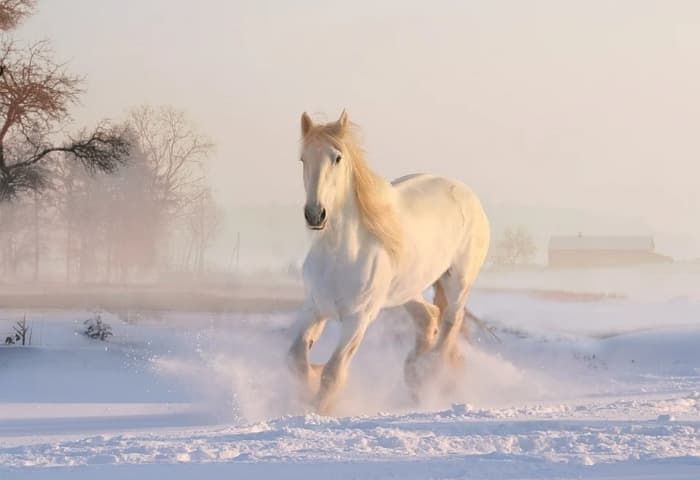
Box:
338;110;349;129
301;112;313;136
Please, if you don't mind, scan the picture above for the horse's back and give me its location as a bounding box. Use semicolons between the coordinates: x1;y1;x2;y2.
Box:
392;173;485;221
385;173;490;305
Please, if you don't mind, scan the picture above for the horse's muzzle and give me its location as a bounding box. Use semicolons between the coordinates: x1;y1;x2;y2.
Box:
304;204;327;230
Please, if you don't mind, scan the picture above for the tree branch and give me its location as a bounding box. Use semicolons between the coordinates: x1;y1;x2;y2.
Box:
0;0;35;31
0;124;131;201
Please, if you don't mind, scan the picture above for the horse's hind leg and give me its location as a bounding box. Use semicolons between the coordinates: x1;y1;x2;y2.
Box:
433;271;471;370
403;297;440;398
433;280;447;318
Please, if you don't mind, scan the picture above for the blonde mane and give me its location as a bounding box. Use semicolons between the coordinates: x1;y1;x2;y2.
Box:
303;123;403;261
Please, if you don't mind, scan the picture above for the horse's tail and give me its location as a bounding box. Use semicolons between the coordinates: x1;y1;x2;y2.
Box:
461;307;501;344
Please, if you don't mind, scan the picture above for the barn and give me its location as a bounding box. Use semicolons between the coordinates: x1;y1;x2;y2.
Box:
548;235;672;268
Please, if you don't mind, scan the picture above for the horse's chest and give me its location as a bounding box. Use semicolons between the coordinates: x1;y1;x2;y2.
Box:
303;247;390;318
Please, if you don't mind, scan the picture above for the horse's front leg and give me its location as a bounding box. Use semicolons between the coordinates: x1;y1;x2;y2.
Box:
315;313;370;415
287;302;328;400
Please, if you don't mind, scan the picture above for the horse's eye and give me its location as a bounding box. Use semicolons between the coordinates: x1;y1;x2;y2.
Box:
334;154;342;164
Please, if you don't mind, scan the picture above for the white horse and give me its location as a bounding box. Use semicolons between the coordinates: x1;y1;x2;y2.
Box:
288;111;490;414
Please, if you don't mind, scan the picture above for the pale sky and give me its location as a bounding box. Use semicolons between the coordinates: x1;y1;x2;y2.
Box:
14;0;700;259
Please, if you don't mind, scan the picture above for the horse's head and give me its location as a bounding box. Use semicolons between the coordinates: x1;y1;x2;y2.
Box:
299;110;353;231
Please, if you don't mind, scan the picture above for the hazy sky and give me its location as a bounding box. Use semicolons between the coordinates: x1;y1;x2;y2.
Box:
14;1;700;257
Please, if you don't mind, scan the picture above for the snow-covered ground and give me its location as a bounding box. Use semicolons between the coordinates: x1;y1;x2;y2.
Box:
1;279;699;479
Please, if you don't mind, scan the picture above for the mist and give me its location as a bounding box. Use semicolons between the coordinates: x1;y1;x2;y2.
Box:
8;0;699;270
3;2;700;477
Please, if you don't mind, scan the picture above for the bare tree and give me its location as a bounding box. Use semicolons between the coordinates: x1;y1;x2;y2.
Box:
0;198;32;276
0;39;130;201
184;188;224;273
51;156;82;282
30;188;52;280
101;137;160;282
127;105;213;217
492;226;537;266
48;132;162;284
0;0;34;31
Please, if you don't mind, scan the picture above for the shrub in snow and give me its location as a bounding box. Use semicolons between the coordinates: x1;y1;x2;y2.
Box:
83;313;113;341
3;316;31;346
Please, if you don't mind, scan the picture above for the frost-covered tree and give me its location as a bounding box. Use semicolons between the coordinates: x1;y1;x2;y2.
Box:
183;188;224;273
492;226;537;266
126;105;213;218
126;105;215;271
52;132;159;283
0;0;34;31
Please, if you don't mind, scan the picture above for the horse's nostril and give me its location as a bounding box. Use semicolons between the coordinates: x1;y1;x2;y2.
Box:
304;205;326;227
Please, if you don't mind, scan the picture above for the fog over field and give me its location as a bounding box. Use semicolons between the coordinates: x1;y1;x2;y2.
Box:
1;2;699;479
6;0;700;271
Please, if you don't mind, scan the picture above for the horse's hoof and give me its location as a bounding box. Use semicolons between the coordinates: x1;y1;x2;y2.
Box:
314;396;335;416
433;343;465;371
308;362;323;382
407;388;422;406
435;347;466;397
289;363;325;407
404;352;436;393
447;349;465;371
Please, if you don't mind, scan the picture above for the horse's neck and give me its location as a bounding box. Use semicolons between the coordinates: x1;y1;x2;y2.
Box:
333;190;362;234
317;189;366;256
315;162;398;260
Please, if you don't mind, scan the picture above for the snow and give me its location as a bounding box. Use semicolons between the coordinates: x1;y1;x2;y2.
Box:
1;280;699;479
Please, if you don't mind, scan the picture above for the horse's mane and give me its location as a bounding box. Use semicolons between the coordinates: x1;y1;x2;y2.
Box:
303;123;403;261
